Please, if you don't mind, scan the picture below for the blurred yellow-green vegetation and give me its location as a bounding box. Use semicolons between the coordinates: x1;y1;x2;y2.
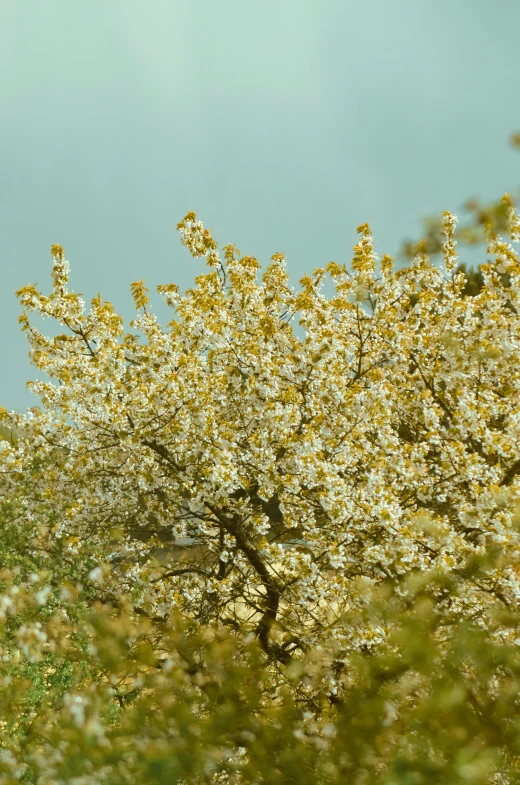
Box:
2;492;520;784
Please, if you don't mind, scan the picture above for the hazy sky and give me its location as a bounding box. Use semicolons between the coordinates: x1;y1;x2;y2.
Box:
2;0;520;413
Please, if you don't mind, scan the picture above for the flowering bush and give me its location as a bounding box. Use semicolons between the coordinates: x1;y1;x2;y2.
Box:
2;194;520;781
1;514;520;783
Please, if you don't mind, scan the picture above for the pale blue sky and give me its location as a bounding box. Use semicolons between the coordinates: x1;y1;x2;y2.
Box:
2;0;520;412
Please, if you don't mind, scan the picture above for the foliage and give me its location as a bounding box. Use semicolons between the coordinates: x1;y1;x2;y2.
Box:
400;130;520;296
2;185;520;780
2;515;520;783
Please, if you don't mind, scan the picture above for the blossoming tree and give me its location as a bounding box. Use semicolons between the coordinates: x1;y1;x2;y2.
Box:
4;198;520;666
3;195;520;780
